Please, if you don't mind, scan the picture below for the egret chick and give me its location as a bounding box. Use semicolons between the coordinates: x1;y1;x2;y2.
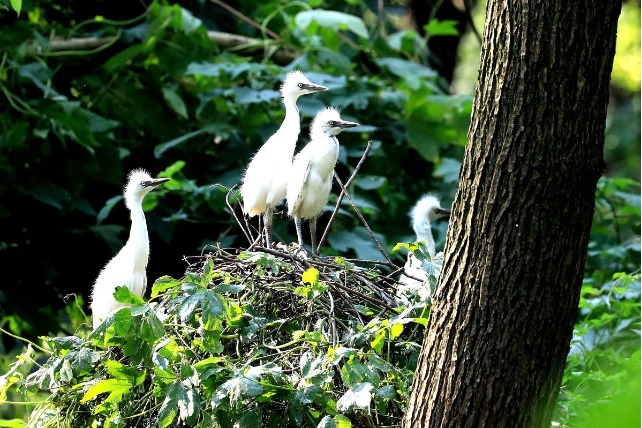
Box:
90;169;169;328
287;107;358;254
240;70;327;247
398;194;450;301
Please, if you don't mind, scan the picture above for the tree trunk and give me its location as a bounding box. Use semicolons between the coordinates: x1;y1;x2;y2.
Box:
403;1;622;427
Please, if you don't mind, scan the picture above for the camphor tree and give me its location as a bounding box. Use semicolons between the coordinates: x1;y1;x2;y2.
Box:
403;1;623;427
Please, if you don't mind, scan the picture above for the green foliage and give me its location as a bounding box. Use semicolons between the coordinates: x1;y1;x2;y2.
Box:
2;249;429;427
0;0;639;426
553;177;641;427
0;0;466;340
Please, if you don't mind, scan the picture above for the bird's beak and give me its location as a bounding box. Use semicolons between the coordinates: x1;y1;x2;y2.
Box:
144;177;170;188
301;83;328;93
338;120;359;129
435;207;451;219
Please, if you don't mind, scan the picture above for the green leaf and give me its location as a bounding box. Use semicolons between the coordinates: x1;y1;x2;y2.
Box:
295;10;369;39
81;378;132;403
179;290;224;329
370;329;386;354
96;195;123;224
9;0;21;15
215;374;264;406
390;323;404;340
0;419;25;428
162;87;188;119
113;286;145;305
158;381;182;428
336;382;374;412
152;276;182;297
424;19;461;37
354;175;387;190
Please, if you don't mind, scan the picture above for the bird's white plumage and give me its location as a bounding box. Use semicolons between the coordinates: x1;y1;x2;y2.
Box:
90;169;168;327
397;194;449;303
287;107;358;253
240;70;327;218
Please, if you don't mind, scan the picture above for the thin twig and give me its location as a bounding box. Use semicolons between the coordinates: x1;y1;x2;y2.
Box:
0;327;51;354
317;140;373;253
208;0;281;41
222;184;255;246
335;174;395;266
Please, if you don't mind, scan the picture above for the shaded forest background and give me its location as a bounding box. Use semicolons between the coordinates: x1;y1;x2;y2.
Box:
0;0;639;425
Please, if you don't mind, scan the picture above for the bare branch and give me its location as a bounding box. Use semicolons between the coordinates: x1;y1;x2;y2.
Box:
30;31;297;64
317;140;373;253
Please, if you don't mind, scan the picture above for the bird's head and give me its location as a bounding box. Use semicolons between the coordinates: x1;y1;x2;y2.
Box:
280;70;328;100
123;169;170;210
410;194;451;242
310;107;359;138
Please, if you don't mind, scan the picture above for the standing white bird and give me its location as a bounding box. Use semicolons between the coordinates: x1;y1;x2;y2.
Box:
240;70;328;247
286;107;358;254
397;194;450;302
90;169;169;327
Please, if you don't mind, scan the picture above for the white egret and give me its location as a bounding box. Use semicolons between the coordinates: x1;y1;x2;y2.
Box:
397;194;450;302
240;70;328;247
286;107;358;254
90;169;169;327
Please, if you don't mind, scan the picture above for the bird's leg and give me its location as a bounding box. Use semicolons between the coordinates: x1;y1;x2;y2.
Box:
263;206;274;247
310;217;318;255
294;215;304;247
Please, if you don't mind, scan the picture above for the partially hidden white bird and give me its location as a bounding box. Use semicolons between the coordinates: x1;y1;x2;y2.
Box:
286;107;358;254
240;70;328;247
90;169;169;328
397;194;451;302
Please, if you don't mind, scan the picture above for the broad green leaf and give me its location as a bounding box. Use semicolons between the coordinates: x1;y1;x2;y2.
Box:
0;419;25;428
162;87;188;119
232;87;280;105
9;0;21;14
96;195;123;224
152;276;182;297
158;381;181;427
295;10;368;39
390;323;404;339
81;378;131;403
424;19;461;37
113;286;145;305
336;382;374;411
370;328;386;354
355;175;387;190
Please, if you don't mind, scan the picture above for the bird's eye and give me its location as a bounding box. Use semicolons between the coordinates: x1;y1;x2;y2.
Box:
297;83;304;88
328;121;337;127
140;181;148;187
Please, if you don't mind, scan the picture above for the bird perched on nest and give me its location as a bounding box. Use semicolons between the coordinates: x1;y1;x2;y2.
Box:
240;70;328;248
90;169;169;328
397;194;451;302
286;107;358;255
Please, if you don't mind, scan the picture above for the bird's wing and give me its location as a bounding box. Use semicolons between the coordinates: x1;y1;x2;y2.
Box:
289;158;312;216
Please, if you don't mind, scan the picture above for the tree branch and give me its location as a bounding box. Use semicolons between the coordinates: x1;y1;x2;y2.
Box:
30;30;297;64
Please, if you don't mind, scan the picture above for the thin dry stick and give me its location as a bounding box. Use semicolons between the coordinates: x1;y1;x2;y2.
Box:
222;184;255;246
336;175;395;266
209;0;281;41
317;140;373;253
31;31;296;64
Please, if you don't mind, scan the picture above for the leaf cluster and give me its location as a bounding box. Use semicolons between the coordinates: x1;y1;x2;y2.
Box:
4;246;442;427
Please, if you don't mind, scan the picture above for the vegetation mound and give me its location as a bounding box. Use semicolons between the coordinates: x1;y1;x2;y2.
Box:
5;245;440;428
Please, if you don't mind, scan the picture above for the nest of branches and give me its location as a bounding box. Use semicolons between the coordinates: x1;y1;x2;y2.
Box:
13;142;439;428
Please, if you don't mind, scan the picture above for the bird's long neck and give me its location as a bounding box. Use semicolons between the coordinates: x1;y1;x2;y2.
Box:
417;229;436;258
127;202;150;267
280;95;301;142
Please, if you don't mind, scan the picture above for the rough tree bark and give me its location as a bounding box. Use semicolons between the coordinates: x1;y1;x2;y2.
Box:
403;1;622;427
